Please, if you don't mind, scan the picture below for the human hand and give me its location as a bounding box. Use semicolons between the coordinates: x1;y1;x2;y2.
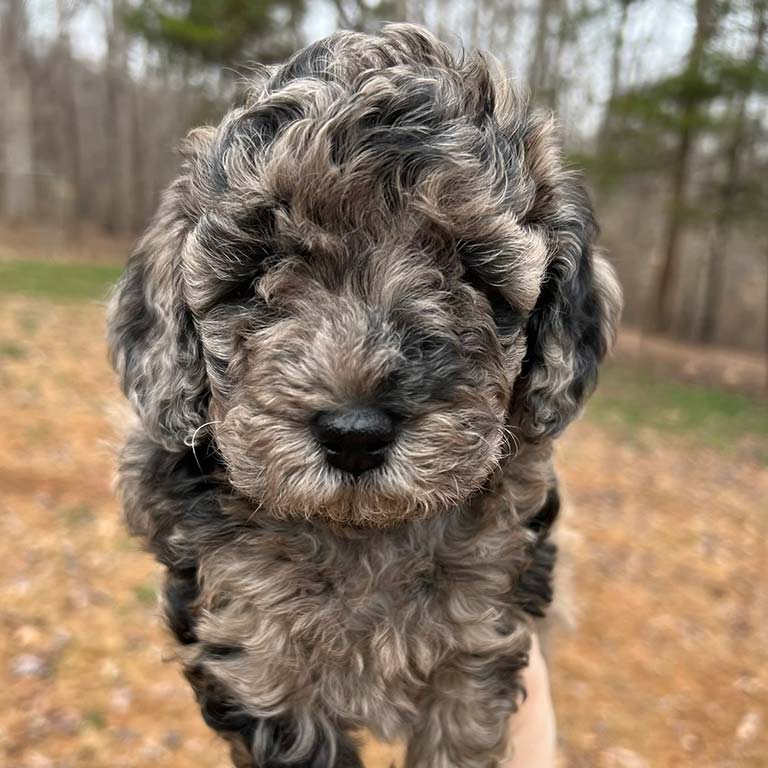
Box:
504;634;557;768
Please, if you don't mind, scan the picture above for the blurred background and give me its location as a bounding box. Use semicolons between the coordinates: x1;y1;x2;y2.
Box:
0;1;766;767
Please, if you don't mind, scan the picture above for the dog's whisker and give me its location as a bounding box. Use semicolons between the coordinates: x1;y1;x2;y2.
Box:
186;420;222;473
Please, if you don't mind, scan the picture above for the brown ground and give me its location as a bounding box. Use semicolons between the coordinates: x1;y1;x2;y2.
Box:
1;296;766;768
0;224;132;266
616;328;768;400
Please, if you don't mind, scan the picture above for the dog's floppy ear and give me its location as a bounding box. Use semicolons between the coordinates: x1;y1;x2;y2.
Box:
511;183;622;441
108;137;212;451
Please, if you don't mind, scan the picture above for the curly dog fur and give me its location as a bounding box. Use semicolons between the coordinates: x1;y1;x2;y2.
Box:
107;24;621;768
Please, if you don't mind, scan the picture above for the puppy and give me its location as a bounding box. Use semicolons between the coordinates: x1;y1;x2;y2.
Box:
108;23;621;768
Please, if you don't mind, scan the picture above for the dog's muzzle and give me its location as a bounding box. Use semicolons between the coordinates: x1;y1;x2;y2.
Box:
312;406;396;476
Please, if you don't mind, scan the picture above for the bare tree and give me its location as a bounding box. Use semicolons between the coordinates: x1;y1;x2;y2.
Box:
528;0;556;96
2;0;766;359
50;0;86;236
652;0;717;333
1;0;35;222
332;0;408;31
699;0;767;343
527;0;572;109
600;0;636;143
103;0;133;234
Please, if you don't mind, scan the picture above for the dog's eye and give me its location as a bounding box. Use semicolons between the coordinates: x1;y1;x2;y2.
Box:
462;268;525;333
207;251;282;309
215;277;258;306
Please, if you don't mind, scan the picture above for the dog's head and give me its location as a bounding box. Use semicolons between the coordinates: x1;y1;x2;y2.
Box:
108;25;621;526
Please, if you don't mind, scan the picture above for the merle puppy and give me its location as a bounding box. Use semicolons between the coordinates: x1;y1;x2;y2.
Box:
108;23;621;768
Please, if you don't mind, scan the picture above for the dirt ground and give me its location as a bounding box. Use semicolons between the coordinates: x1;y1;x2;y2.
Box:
616;329;768;400
1;295;766;768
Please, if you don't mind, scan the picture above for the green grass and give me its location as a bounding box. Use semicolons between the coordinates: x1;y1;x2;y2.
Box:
83;708;107;730
0;340;26;358
0;260;123;301
133;583;158;608
588;363;768;459
64;504;95;527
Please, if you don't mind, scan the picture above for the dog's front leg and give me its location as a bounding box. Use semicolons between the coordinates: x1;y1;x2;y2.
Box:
187;671;364;768
404;651;527;768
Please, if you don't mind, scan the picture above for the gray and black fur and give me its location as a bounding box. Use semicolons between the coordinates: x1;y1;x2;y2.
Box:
108;24;621;768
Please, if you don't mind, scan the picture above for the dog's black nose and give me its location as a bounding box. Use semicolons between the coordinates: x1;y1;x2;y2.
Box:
312;407;395;475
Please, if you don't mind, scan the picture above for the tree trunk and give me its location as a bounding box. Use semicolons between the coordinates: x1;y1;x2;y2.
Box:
651;0;716;334
548;0;570;112
435;0;452;40
53;1;85;238
699;219;728;343
653;119;694;332
130;82;148;232
699;0;766;343
1;0;35;223
763;248;768;392
600;0;631;146
493;0;518;68
528;0;553;97
471;0;483;47
103;0;134;234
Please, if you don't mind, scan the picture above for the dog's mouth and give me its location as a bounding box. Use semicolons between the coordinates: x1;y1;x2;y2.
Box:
215;399;506;526
291;437;501;526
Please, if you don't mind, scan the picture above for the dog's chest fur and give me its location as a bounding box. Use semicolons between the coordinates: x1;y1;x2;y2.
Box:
187;498;533;738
